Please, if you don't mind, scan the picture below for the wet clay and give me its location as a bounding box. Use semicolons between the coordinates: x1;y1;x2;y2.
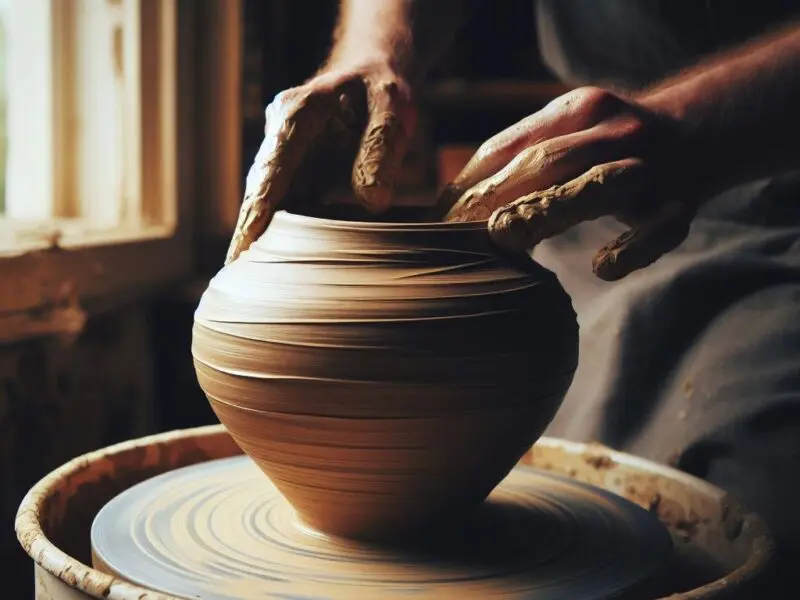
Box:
192;210;579;540
90;456;672;600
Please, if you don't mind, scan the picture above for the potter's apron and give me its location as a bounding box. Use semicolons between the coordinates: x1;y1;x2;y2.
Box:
532;0;800;555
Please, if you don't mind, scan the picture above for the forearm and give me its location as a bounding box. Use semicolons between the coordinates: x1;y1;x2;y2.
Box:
640;24;800;193
323;0;481;86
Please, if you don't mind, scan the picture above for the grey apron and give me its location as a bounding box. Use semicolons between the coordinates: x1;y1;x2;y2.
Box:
533;0;800;561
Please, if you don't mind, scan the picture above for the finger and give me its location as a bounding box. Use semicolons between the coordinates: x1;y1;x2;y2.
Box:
442;131;595;222
352;81;415;214
592;201;694;281
443;115;643;224
226;82;358;264
487;158;649;251
435;87;628;215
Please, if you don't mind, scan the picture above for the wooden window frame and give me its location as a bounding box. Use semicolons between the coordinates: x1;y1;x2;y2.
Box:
0;0;243;343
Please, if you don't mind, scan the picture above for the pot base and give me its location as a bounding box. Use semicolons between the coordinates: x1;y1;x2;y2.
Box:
90;455;673;600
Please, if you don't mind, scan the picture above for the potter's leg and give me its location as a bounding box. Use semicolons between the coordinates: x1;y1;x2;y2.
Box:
621;273;800;597
535;207;800;594
622;277;800;530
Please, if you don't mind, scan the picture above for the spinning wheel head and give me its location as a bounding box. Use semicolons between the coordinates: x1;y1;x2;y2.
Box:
91;456;672;599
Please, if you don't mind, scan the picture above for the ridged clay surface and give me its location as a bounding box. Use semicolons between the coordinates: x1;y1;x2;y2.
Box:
91;456;672;599
193;211;579;539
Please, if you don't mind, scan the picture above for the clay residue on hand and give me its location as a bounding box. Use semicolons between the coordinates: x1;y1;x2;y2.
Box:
486;163;624;251
225;137;283;265
226;88;357;266
225;108;304;265
592;199;692;281
352;111;406;214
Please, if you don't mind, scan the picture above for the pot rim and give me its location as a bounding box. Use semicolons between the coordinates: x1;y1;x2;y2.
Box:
275;209;490;231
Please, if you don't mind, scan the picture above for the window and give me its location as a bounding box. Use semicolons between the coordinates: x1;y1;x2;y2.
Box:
2;0;180;244
0;0;242;342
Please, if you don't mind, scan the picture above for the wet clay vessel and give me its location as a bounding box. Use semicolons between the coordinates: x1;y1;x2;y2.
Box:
192;210;579;539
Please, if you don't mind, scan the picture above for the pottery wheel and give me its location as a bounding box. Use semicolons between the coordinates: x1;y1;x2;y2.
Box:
91;456;672;599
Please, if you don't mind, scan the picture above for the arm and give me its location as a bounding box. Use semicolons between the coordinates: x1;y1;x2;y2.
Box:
642;24;800;194
323;0;482;87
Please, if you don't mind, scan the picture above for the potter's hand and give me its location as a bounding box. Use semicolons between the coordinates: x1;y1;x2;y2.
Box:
226;64;416;264
438;87;692;281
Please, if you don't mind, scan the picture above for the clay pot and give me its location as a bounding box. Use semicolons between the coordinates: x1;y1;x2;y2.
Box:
192;210;578;540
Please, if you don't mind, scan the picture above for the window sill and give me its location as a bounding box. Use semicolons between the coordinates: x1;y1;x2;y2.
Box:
0;220;192;345
0;218;182;256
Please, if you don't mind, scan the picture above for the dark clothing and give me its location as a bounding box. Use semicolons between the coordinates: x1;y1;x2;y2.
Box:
537;0;800;90
530;1;800;590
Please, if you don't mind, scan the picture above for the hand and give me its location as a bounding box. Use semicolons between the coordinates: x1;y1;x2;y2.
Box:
226;62;416;264
439;87;698;281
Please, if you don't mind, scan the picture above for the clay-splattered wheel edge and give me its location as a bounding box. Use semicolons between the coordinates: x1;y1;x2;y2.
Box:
16;425;775;600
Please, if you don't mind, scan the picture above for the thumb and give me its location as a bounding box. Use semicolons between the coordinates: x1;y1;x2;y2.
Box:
592;200;694;281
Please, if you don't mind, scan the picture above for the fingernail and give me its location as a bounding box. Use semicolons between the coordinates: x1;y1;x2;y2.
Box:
592;254;621;281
